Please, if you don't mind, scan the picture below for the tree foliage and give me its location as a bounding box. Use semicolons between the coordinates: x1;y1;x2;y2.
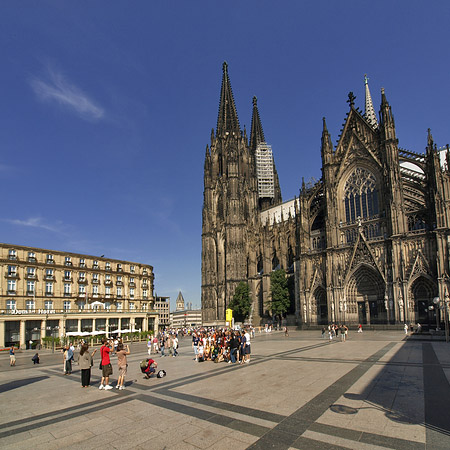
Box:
268;269;290;317
229;281;251;321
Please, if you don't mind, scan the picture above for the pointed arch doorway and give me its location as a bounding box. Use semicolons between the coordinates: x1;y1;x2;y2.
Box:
347;265;386;325
313;287;328;325
410;277;438;330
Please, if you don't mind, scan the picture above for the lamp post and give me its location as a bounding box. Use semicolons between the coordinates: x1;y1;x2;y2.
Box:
432;297;440;331
444;292;449;343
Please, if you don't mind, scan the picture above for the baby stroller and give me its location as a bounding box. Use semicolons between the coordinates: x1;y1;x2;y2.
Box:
140;359;156;379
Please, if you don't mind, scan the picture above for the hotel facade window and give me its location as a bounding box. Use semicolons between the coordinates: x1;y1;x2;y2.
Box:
27;281;35;295
7;279;16;293
46;282;53;295
0;243;157;348
45;300;53;310
6;299;16;310
64;283;71;295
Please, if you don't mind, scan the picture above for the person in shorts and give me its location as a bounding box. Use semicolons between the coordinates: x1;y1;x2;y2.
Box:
116;343;130;390
99;338;113;390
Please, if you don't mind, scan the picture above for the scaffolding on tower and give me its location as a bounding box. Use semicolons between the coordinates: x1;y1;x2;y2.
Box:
255;142;275;199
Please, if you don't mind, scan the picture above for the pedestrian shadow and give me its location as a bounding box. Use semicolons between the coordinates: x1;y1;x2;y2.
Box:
330;342;450;439
0;376;49;393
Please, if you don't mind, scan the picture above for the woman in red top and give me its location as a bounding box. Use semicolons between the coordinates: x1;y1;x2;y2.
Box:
99;338;113;390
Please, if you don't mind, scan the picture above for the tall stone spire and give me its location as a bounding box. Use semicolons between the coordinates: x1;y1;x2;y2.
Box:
216;62;240;136
364;74;378;129
250;96;265;151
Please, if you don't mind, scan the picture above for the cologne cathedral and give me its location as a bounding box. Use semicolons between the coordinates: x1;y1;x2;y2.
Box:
201;62;450;329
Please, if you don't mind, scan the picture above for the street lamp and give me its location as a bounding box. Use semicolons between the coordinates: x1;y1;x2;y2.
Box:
432;297;440;331
433;296;449;343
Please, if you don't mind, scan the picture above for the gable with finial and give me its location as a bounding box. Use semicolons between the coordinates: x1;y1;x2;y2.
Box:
345;229;385;282
334;98;381;180
407;249;433;281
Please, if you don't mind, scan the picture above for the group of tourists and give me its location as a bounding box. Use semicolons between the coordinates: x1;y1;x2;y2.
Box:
191;328;251;364
147;332;179;357
71;338;133;389
322;324;349;341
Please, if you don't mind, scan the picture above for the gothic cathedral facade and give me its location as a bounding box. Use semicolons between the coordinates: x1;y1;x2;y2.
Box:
202;63;450;329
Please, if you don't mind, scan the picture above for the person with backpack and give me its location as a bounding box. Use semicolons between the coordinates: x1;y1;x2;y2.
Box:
140;358;158;379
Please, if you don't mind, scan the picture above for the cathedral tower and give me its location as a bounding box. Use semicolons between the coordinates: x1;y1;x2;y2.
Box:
201;63;259;325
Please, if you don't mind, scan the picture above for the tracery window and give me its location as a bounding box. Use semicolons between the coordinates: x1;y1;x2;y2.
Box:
344;168;379;223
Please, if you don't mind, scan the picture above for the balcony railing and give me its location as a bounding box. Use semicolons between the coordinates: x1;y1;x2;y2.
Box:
1;308;155;316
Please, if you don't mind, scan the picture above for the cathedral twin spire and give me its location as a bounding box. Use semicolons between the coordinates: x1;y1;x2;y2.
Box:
216;62;241;136
216;62;266;150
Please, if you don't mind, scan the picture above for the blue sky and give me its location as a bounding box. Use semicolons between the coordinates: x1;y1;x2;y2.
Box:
1;1;449;310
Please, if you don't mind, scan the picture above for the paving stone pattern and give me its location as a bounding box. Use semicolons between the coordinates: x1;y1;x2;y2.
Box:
0;330;449;449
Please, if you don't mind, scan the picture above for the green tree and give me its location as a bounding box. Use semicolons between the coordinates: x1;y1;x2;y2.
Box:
267;269;290;319
229;281;251;321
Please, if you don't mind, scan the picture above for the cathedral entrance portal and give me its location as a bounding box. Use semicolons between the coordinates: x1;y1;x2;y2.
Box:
410;277;437;331
314;287;328;325
347;265;386;325
357;302;367;325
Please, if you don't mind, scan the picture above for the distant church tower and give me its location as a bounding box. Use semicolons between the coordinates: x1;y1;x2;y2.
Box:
175;291;185;311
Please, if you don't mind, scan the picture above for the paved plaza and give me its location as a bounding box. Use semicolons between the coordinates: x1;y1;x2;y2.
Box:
0;330;450;449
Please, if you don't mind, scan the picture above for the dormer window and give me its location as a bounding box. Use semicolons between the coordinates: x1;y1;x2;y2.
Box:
106;262;111;271
65;256;72;266
117;264;123;272
93;260;99;269
8;249;17;260
28;252;36;262
79;258;86;268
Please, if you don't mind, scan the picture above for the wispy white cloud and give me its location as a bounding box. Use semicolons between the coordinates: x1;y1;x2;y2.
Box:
30;66;104;121
3;217;67;235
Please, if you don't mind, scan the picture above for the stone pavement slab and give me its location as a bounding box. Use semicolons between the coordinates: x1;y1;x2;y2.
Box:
0;330;449;449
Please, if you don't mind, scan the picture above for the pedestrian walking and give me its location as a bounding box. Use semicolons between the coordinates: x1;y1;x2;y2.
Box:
152;336;159;353
63;344;73;374
9;347;16;366
147;337;152;355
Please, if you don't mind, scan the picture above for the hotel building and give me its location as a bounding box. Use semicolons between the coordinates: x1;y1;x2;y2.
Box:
0;243;158;348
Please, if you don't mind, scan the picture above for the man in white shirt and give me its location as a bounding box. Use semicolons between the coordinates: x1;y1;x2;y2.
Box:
244;329;251;363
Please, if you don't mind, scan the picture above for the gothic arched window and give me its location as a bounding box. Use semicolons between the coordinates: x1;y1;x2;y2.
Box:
344;168;379;223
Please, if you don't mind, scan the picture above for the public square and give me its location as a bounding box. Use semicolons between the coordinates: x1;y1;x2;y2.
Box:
1;330;449;449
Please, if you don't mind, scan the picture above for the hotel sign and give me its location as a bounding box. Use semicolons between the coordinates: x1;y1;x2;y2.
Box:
9;309;56;315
